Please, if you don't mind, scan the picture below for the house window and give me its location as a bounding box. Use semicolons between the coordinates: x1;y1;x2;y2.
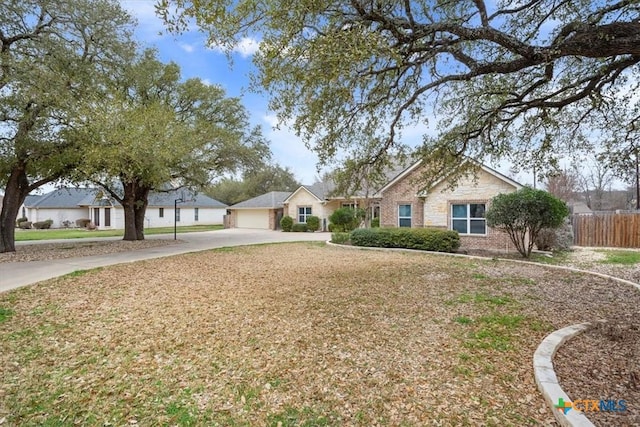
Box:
104;208;111;227
194;208;199;221
159;207;164;218
451;203;486;235
298;206;312;223
398;204;412;227
342;202;356;209
93;208;100;226
176;208;181;222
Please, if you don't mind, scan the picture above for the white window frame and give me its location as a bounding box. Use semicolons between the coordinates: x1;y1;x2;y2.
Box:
451;203;486;235
398;204;412;227
298;206;312;223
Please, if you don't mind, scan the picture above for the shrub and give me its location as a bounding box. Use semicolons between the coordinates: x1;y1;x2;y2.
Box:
33;219;53;229
291;223;308;232
351;227;460;253
15;217;28;227
76;218;91;228
371;218;380;228
61;219;73;228
280;215;293;232
87;222;97;230
18;221;32;229
486;187;569;258
329;207;363;232
535;218;573;251
306;215;320;232
331;232;351;244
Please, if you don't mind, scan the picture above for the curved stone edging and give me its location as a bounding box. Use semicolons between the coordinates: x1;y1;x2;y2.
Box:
325;241;640;425
533;323;595;427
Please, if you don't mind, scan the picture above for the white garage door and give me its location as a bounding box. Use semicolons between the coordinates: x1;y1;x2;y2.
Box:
236;209;270;229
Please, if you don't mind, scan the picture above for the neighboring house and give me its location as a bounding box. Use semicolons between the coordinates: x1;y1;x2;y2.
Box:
22;187;226;229
227;191;291;230
228;159;523;251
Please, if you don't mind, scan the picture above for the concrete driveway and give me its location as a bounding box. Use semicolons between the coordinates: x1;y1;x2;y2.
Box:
1;229;328;293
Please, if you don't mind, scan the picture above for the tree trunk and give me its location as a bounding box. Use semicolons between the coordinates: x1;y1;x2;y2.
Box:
121;180;150;241
134;187;150;240
0;167;31;253
122;194;138;241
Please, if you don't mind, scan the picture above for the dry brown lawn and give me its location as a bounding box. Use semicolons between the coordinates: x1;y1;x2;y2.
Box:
1;242;638;426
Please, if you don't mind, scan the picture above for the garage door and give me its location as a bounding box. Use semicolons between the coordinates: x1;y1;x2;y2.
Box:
236;209;270;229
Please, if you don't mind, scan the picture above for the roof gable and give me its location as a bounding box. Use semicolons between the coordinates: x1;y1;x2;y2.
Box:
375;159;522;196
283;185;323;204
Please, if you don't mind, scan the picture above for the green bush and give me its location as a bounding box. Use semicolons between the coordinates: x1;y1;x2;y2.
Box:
306;215;320;232
371;218;380;228
291;223;308;232
18;221;32;229
15;217;28;227
76;218;91;228
33;219;53;229
486;187;569;258
280;215;293;232
329;207;363;232
331;232;351;244
351;227;460;253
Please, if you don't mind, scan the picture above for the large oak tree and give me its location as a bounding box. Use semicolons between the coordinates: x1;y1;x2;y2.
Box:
0;0;134;252
76;49;267;240
158;0;640;188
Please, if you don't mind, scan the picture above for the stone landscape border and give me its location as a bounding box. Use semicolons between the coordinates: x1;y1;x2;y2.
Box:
326;241;640;425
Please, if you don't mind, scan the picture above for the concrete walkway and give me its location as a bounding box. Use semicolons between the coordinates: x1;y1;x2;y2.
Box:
0;229;328;293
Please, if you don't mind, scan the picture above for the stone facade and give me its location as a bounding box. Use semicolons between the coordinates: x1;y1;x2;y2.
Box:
379;163;521;252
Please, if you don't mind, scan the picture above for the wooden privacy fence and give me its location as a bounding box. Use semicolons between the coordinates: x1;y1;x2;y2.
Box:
572;213;640;248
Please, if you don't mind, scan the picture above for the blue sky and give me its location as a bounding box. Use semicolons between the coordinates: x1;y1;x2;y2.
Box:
119;0;324;184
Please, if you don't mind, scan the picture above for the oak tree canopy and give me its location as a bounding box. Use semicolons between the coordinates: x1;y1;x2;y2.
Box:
159;0;640;189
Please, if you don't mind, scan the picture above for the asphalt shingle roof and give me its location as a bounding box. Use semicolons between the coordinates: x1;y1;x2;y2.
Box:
147;190;227;208
24;187;226;209
26;188;96;208
230;191;291;209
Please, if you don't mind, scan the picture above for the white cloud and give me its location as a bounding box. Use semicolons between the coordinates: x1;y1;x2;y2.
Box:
179;42;195;53
210;37;261;58
235;37;261;57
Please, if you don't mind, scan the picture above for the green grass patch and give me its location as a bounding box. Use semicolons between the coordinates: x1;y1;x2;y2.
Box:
458;314;525;352
14;224;223;241
598;250;640;265
0;306;15;323
454;316;473;325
